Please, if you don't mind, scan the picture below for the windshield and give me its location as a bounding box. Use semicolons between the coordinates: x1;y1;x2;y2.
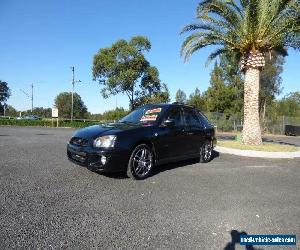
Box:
119;106;165;124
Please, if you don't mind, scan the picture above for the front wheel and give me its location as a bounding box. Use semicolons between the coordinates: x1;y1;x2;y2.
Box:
199;140;213;163
127;144;154;180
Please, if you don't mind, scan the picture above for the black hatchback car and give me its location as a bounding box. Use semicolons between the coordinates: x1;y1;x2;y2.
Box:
67;103;216;179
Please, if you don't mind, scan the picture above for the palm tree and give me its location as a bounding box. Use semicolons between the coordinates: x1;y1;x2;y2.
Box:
181;0;300;145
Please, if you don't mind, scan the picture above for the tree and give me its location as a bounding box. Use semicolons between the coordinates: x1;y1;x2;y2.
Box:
187;88;206;111
205;62;240;114
22;107;52;118
54;92;88;119
4;105;18;117
101;107;130;121
219;53;244;115
181;0;300;145
92;36;164;110
0;80;11;115
259;55;284;129
276;92;300;117
135;83;170;107
175;89;187;103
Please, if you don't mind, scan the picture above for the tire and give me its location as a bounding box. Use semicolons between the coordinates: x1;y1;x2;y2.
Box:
127;144;154;180
199;140;213;163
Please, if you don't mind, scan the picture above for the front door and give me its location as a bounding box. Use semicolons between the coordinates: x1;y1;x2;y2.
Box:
155;107;189;161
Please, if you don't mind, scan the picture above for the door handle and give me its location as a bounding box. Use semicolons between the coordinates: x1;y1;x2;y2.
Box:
187;132;194;135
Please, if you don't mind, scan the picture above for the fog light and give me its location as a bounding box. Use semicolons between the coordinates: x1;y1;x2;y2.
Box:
101;155;107;165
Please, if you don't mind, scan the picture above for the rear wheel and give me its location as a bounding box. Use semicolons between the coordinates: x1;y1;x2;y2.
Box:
127;144;154;180
199;140;213;163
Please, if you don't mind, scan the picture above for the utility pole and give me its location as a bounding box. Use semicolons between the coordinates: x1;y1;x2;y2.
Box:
19;84;34;113
70;67;81;121
71;66;75;121
31;83;33;113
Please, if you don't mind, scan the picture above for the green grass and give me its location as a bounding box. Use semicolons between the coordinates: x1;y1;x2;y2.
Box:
218;140;299;152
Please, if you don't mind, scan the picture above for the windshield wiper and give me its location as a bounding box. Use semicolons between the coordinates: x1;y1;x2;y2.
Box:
119;121;139;125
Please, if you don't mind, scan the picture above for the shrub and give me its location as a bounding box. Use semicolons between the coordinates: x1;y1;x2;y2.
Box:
0;118;100;128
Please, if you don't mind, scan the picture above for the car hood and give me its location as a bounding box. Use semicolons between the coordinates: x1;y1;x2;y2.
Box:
72;122;147;139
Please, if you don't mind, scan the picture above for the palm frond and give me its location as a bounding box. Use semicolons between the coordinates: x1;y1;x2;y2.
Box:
227;0;243;17
258;0;296;39
180;23;224;34
197;0;242;28
181;0;300;65
205;48;230;66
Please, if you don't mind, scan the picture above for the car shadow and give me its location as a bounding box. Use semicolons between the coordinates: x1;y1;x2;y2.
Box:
150;150;220;177
96;150;220;180
224;230;264;250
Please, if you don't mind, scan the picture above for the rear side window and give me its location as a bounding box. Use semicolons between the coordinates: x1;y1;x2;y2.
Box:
184;108;201;128
198;112;212;128
165;108;184;127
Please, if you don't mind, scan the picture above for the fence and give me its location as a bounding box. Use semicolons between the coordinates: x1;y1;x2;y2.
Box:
204;112;300;135
1;114;299;135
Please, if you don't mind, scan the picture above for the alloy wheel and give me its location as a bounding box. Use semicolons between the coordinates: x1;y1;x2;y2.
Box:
128;145;154;179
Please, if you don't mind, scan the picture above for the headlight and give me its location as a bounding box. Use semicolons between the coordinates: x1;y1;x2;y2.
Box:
93;135;117;148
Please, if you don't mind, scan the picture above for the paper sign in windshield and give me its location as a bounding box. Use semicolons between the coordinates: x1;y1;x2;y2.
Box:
145;108;162;114
140;115;158;121
140;108;162;122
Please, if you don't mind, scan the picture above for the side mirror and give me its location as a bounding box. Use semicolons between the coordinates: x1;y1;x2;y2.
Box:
162;119;175;128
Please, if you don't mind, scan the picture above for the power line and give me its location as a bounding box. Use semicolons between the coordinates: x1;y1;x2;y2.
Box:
19;83;34;113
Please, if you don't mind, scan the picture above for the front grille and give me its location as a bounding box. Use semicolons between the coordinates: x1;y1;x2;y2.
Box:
70;137;89;147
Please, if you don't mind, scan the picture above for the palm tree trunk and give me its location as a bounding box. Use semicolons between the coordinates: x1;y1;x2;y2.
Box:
242;68;262;145
261;99;267;133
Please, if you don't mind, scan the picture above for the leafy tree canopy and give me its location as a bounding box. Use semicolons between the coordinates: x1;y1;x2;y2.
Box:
135;83;170;107
0;80;11;105
276;91;300;117
175;89;187;103
187;88;206;111
87;107;130;121
22;107;52;118
54;92;88;119
260;55;284;102
205;62;241;114
101;107;130;121
92;36;165;110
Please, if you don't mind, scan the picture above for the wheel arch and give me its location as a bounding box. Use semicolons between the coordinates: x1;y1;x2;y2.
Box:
130;139;157;163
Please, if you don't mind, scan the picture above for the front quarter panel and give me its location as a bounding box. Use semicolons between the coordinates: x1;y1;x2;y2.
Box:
115;126;156;151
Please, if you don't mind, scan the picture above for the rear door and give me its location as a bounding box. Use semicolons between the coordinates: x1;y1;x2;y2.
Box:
183;108;206;154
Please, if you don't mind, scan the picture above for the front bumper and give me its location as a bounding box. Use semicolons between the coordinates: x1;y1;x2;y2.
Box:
67;143;129;173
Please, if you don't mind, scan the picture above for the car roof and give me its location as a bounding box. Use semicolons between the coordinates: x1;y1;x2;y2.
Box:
142;103;196;109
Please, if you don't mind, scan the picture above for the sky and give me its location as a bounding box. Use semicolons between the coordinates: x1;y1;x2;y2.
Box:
0;0;299;114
